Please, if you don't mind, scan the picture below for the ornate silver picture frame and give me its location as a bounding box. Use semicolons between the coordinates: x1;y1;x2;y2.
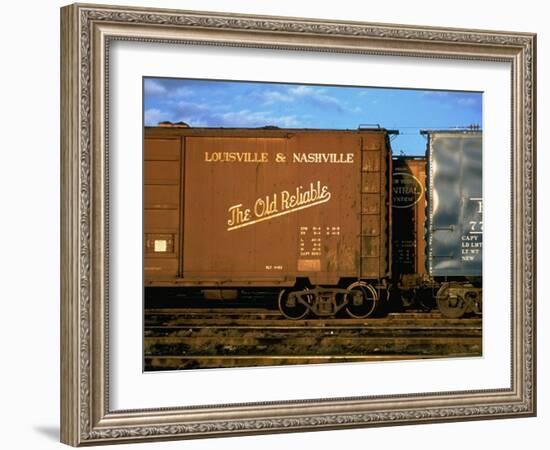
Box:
60;3;536;446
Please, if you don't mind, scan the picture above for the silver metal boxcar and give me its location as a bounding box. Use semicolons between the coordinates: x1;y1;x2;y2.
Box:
425;130;482;277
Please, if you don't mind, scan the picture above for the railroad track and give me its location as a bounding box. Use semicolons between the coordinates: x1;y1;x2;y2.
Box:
144;308;482;371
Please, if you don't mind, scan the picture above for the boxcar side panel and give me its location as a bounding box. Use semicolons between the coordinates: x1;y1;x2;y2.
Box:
360;133;390;280
144;138;182;281
392;157;426;277
143;128;391;288
182;132;365;285
426;132;482;277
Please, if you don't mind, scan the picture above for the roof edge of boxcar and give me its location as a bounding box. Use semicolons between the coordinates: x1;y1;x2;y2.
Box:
145;126;399;138
420;128;482;135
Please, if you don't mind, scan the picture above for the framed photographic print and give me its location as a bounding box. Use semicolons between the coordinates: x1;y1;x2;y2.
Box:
60;3;536;446
142;79;483;372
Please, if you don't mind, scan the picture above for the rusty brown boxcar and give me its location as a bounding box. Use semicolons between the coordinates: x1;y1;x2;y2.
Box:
144;126;393;318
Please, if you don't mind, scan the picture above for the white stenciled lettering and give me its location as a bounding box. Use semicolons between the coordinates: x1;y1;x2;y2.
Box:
204;151;355;164
470;197;483;213
254;194;278;217
227;181;331;231
205;151;269;163
227;204;252;227
292;153;354;164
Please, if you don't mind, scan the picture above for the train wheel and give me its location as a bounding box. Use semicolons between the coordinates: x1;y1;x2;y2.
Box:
436;283;467;318
345;282;378;318
278;289;309;320
418;289;437;311
400;289;416;308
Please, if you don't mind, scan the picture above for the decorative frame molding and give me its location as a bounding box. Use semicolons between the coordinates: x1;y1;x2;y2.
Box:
61;3;536;446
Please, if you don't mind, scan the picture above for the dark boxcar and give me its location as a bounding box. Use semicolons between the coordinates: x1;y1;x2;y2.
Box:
392;157;426;278
144;127;393;318
423;130;482;317
391;156;430;308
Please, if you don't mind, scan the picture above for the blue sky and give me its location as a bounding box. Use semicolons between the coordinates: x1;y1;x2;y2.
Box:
144;78;482;155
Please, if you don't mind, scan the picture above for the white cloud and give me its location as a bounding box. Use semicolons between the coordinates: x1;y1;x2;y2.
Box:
174;117;209;127
258;85;361;114
151;97;303;128
422;91;480;109
143;79;167;96
457;97;477;107
261;90;293;104
218;109;300;128
174;87;194;98
144;108;171;126
288;85;318;96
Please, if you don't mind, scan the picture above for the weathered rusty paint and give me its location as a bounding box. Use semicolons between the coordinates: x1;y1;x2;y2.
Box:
360;134;390;279
144;185;180;209
143;138;181;280
144;138;181;160
144;161;180;185
143;128;391;287
392;157;426;277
